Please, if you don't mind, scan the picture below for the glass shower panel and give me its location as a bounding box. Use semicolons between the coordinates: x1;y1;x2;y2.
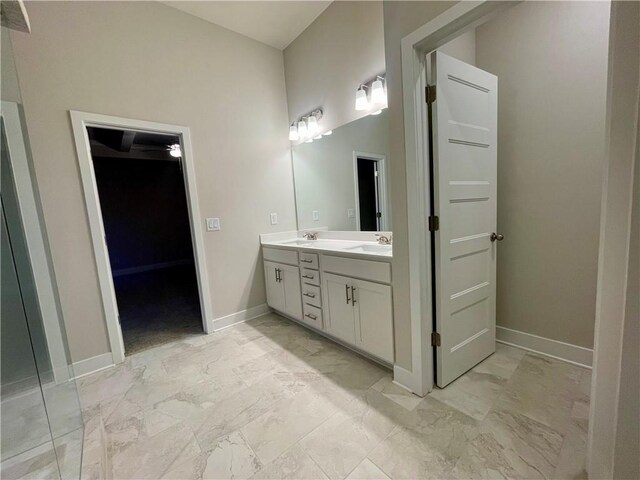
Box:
1;106;84;479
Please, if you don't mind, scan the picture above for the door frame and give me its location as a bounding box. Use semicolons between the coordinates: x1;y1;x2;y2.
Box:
2;101;71;383
70;111;214;364
398;1;516;395
352;151;389;231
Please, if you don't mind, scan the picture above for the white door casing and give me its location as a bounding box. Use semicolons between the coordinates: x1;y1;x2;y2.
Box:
430;51;498;387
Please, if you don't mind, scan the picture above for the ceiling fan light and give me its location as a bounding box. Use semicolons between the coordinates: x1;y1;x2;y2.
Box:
169;144;182;157
355;87;369;111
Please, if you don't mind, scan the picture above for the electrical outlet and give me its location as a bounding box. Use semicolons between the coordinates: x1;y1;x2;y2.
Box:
312;210;320;222
206;217;220;231
270;213;278;225
347;208;355;218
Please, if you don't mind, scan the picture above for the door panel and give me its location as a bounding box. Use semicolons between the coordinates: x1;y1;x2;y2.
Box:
354;278;393;363
431;51;498;387
323;273;356;344
281;264;302;320
264;261;285;312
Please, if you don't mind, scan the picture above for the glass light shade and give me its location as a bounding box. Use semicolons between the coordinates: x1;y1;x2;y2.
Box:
371;78;386;105
305;138;313;143
313;135;322;140
355;88;369;111
371;109;382;116
297;120;308;138
323;130;332;136
307;115;319;135
288;124;299;141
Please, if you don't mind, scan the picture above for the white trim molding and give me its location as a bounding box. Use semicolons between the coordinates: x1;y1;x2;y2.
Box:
497;326;593;368
72;352;114;379
213;304;271;331
70;111;215;364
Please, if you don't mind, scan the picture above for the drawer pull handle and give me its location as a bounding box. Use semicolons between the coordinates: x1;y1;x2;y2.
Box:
305;313;317;320
302;275;314;279
300;259;313;263
303;293;316;298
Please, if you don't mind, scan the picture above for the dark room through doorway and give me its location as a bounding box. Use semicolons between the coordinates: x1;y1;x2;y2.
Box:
87;127;202;355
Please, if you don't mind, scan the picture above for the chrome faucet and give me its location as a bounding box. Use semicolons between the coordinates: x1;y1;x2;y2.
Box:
302;232;319;240
375;234;392;245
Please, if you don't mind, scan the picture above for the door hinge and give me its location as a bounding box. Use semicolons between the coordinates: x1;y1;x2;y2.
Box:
431;332;441;347
425;85;436;104
428;215;439;232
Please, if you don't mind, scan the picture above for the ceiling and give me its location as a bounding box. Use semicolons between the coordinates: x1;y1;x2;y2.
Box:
161;1;332;50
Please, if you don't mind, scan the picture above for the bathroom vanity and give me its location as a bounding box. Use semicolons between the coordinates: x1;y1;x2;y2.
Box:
260;233;394;365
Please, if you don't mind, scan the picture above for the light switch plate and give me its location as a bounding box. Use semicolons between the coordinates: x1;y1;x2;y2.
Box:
270;213;278;225
347;208;355;218
312;210;320;222
206;217;220;231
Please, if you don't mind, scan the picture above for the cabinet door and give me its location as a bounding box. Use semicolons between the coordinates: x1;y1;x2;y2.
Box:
323;273;356;344
281;264;302;320
264;261;285;312
353;278;394;363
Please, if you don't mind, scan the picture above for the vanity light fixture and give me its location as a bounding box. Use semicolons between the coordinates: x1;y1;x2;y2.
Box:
323;130;332;136
297;120;308;138
371;109;383;115
355;85;369;111
305;138;314;143
313;135;322;140
289;123;299;141
307;114;319;136
371;75;387;107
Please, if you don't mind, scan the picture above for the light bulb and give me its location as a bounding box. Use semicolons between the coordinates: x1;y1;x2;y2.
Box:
297;120;308;138
355;87;369;111
305;138;313;143
289;124;299;141
323;130;332;136
307;115;319;135
371;109;382;116
313;135;322;140
371;78;386;105
169;144;182;157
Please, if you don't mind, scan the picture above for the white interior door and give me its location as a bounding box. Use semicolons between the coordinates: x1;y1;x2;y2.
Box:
429;51;499;387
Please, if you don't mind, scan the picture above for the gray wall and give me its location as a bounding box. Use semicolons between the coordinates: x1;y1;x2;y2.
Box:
10;1;296;362
476;1;610;349
293;111;389;231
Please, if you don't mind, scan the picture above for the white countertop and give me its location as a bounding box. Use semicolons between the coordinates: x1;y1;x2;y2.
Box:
261;237;392;259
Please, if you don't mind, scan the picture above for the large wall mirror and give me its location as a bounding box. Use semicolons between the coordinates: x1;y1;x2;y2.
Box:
292;110;390;231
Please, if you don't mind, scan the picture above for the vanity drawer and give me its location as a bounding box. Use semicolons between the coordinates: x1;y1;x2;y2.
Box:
263;247;298;266
322;255;391;284
300;268;320;286
301;284;321;307
302;304;323;329
299;252;319;269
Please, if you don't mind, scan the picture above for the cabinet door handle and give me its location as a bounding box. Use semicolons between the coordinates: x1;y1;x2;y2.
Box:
300;259;313;263
345;284;351;304
275;268;279;283
277;268;283;283
305;313;317;320
302;275;314;279
303;292;316;298
351;286;357;305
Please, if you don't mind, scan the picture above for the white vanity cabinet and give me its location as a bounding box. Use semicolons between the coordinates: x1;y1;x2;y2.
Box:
323;273;393;363
264;261;302;320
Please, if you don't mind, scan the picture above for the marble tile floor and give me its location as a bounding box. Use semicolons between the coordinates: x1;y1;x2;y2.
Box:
78;313;591;480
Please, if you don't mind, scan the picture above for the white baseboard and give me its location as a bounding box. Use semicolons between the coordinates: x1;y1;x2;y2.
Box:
213;303;270;331
393;364;425;396
72;353;114;379
112;259;193;277
496;326;593;368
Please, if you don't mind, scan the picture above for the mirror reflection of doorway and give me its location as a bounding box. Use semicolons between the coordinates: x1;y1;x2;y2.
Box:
354;153;386;231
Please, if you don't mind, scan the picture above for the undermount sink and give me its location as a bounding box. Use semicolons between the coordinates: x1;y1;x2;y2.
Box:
281;239;313;246
345;243;392;254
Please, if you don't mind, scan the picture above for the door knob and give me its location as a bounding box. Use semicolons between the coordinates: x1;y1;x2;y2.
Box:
490;233;504;242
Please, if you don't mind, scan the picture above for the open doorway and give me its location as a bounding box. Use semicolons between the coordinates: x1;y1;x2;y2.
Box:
87;127;202;355
353;152;388;231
